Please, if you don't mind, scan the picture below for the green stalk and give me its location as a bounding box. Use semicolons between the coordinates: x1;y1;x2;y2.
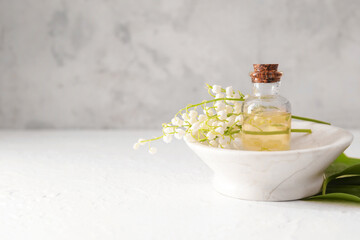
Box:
243;130;289;135
291;128;312;133
139;135;163;143
176;97;244;116
243;128;311;135
291;115;330;125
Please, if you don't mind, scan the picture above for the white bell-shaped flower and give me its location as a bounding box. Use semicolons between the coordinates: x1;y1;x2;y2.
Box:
163;134;173;143
215;126;225;135
212;85;222;94
189;110;198;119
226;86;234;97
149;147;157;154
133;143;140;150
206;131;216;140
235;115;243;125
214;101;226;111
198;114;207;122
217;110;227;120
215;93;224;99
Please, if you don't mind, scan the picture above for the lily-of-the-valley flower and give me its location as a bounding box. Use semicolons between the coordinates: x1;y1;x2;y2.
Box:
174;128;185;139
212;85;222;94
149;147;157;154
133;84;246;153
163;135;172;143
134;83;316;154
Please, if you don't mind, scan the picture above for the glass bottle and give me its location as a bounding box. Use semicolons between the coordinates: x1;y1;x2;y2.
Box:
241;64;291;151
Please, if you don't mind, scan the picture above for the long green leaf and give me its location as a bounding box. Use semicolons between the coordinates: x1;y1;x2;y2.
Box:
325;153;360;177
327;176;360;186
307;193;360;203
326;184;360;197
322;163;360;194
306;154;360;203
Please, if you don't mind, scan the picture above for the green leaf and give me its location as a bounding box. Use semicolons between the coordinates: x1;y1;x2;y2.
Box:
327;184;360;198
335;153;360;166
325;176;360;198
307;193;360;203
322;163;360;194
327;176;360;186
325;153;360;178
306;154;360;203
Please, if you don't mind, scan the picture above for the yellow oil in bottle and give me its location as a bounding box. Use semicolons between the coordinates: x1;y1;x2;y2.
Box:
241;111;291;151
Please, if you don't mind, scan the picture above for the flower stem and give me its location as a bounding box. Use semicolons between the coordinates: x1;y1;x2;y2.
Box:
291;128;312;133
175;98;244;118
291;115;330;125
139;135;163;144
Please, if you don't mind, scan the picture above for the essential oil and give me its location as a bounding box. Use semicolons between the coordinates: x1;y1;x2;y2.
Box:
241;64;291;151
242;111;291;151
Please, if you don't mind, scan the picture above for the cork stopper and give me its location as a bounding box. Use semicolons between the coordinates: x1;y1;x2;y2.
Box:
250;64;283;83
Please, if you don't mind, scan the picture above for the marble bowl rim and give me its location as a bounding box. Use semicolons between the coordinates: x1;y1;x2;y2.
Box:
185;122;353;155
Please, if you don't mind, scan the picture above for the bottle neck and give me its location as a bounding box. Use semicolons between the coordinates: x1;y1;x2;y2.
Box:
252;82;280;96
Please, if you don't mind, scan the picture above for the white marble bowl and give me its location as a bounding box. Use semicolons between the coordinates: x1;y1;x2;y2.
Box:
186;121;353;201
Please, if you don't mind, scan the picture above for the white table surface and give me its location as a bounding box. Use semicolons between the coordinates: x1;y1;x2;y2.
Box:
0;130;359;240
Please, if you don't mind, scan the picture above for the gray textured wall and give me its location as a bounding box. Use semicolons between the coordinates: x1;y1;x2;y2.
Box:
0;0;360;129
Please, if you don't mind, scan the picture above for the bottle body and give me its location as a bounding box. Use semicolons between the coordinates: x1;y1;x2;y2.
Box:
241;82;291;151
